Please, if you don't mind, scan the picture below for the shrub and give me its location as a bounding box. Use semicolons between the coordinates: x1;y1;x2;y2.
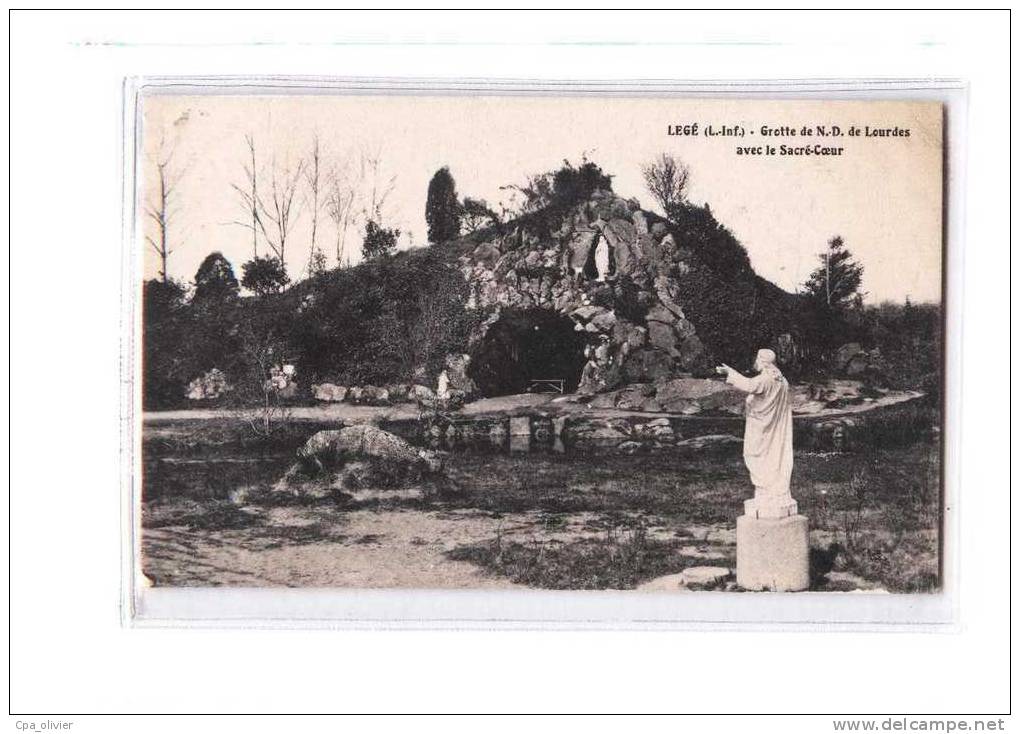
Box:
241;255;290;296
362;219;400;260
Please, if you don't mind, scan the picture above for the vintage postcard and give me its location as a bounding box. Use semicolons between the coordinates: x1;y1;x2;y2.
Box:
135;86;945;600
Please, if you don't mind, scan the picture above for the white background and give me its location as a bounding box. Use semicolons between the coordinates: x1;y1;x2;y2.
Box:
6;9;1014;728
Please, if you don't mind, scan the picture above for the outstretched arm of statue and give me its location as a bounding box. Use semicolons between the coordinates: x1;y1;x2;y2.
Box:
717;364;761;394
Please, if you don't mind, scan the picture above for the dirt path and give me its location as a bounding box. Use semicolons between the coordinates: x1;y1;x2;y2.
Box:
144;507;527;588
142;502;893;591
142;502;739;589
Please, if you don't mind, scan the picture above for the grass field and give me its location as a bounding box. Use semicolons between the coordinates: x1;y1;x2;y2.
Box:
141;412;941;592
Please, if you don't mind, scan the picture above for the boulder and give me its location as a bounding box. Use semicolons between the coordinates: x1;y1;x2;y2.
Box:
678;334;708;371
654;378;745;415
312;383;348;402
790;384;827;414
635;418;675;441
571;422;630;442
613;320;647;350
679;566;732;589
385;384;410;403
444;353;477;397
571;305;601;322
660;399;703;415
675;434;743;451
615;383;655;410
647;321;680;356
296;425;443;474
185;368;232;401
639;396;664;412
834;342;872;376
655;377;733;402
623;349;675;383
472;242;501;268
409;384;435;403
646;305;677;324
589;309;618;331
807;379;866;407
523;250;543;269
588;391;619;409
565;230;597;275
351;385;387;405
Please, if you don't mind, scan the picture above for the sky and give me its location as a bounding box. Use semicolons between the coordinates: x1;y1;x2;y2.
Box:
140;94;943;303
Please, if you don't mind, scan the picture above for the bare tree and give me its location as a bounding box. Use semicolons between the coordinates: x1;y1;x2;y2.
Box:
325;158;360;267
258;154;305;266
640;153;691;218
358;147;396;226
230;133;263;259
145;137;185;282
303;133;326;273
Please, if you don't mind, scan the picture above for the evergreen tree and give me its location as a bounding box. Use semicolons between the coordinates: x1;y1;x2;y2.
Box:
192;252;239;304
425;167;461;243
803;236;865;310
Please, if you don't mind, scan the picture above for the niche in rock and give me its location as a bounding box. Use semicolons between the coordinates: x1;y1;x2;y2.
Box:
468;308;588;398
582;230;616;282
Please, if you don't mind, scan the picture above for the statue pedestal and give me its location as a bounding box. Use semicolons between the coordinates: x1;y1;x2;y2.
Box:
736;512;809;592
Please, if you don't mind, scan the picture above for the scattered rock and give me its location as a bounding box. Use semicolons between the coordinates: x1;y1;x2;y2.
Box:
655;377;744;414
639;396;664;412
385;384;410;403
647;321;680;355
835;342;866;372
443;353;477;398
568;419;630;442
185;368;232;401
679;566;732;589
588;392;618;409
571;305;601;322
635;573;687;592
679;545;730;561
612;320;647;350
635;567;732;592
472;242;501;268
589;310;618;331
312;383;348;402
355;385;390;406
623;349;675;383
675;434;742;451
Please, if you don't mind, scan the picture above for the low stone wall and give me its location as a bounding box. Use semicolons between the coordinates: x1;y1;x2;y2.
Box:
379;392;932;456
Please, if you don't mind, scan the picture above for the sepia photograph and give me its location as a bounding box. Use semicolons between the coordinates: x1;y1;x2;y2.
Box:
136;91;944;597
12;6;1014;726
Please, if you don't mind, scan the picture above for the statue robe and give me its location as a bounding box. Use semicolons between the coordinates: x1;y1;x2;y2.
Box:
726;365;794;499
594;237;611;281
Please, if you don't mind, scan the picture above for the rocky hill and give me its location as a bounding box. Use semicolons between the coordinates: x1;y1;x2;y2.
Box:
456;189;803;397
